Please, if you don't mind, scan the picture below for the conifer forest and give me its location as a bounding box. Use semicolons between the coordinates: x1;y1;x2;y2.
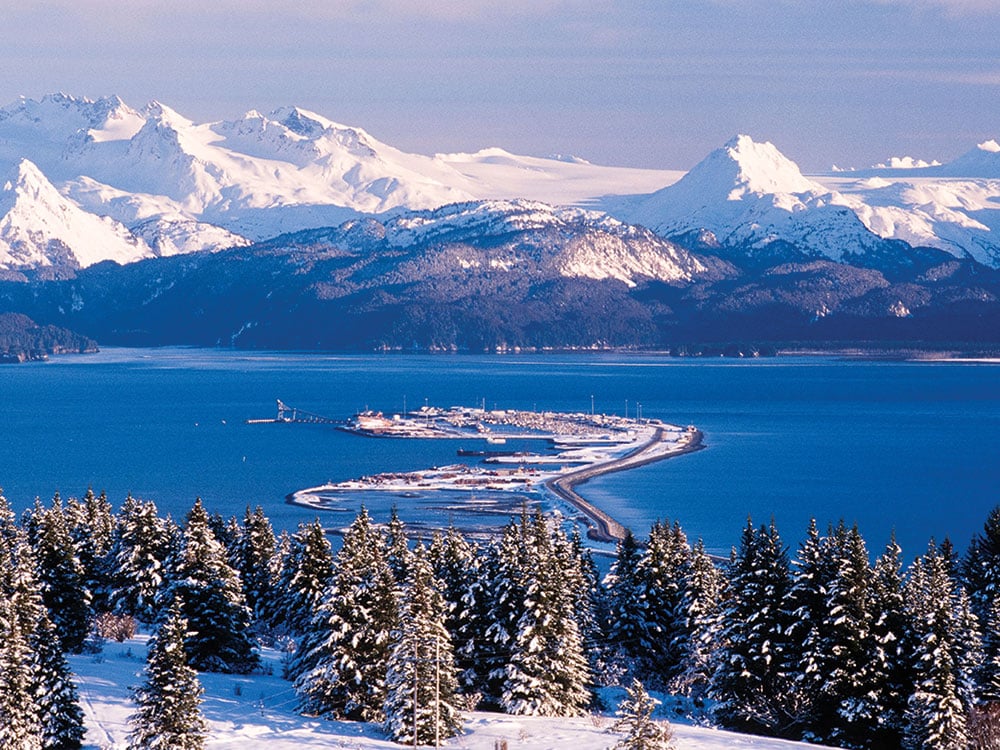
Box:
3;487;1000;750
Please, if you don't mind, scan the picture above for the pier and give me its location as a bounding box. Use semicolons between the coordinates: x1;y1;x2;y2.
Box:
246;399;346;425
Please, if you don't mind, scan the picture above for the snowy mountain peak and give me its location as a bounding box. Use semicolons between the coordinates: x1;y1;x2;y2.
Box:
0;157;151;273
270;106;333;138
1;158;74;214
711;134;821;197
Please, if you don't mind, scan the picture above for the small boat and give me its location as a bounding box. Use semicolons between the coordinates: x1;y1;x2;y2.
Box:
486;436;507;445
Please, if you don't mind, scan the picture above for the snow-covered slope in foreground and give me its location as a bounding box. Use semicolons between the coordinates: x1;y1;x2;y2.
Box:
70;635;829;750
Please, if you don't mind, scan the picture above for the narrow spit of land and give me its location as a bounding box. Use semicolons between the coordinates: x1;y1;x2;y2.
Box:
546;427;705;542
277;403;704;543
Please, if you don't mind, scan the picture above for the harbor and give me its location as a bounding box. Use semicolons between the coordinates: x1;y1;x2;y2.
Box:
275;401;705;543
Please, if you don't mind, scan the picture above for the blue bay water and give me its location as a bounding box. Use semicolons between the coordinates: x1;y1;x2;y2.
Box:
1;348;997;559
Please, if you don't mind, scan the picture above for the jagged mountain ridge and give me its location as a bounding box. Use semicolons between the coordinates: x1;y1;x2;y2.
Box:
2;93;1000;278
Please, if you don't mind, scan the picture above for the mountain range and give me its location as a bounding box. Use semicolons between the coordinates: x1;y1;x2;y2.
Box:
1;93;998;351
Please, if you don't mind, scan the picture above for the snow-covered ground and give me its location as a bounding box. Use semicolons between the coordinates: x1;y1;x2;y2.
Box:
70;635;828;749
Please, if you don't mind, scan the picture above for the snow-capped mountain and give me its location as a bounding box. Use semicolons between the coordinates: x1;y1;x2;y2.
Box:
1;93;1000;277
264;199;725;289
623;135;927;266
380;199;718;287
814;141;1000;266
0;158;151;276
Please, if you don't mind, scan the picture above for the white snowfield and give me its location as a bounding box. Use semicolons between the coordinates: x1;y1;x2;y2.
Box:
70;636;829;750
0;93;998;272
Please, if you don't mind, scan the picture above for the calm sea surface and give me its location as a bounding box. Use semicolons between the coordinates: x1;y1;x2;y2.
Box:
1;348;997;558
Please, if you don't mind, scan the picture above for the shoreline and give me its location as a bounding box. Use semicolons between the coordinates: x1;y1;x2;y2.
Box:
284;404;704;543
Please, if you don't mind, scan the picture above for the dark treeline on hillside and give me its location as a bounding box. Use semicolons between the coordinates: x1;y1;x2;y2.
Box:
4;489;1000;749
0;312;97;363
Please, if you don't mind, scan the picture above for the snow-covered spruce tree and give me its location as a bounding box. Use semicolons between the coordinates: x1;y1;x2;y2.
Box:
783;521;879;745
710;518;793;737
818;523;877;747
109;495;171;624
901;541;978;750
500;512;591;716
0;593;42;750
65;488;115;614
963;504;1000;702
566;525;610;684
385;505;412;585
230;505;278;624
866;532;912;747
0;524;44;750
428;525;485;697
271;519;333;637
478;519;530;705
31;611;86;750
294;507;399;721
127;602;208;750
634;520;692;687
383;545;464;745
672;538;725;701
612;678;675;750
159;498;258;673
604;529;645;677
29;494;93;653
0;524;85;749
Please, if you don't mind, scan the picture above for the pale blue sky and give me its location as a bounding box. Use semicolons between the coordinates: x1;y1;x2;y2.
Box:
2;0;997;171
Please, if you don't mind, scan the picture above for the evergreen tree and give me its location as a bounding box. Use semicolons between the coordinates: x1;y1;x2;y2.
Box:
109;496;171;624
634;520;691;686
230;505;278;623
612;679;675;750
383;545;464;745
127;603;208;750
385;505;412;584
604;529;645;675
0;525;44;750
902;542;975;750
0;593;42;750
500;513;591;716
567;526;609;684
867;533;911;747
672;538;724;701
32;613;86;749
428;525;484;697
65;488;115;614
271;519;333;636
294;507;399;721
160;498;258;673
963;504;1000;701
711;518;793;736
821;524;877;747
479;520;530;705
30;494;92;653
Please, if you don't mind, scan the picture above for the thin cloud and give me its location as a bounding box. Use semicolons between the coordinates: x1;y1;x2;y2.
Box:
870;0;1000;15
